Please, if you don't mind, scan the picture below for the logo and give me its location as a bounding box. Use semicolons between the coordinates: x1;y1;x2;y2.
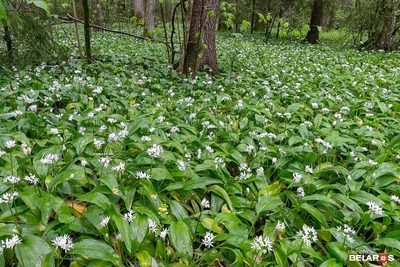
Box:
349;251;395;264
379;254;388;264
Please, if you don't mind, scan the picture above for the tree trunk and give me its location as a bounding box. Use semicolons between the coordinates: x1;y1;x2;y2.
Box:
179;0;206;78
199;0;220;75
144;0;155;38
306;0;323;44
3;22;12;56
93;0;103;30
82;0;92;61
133;0;145;21
72;0;83;58
376;0;398;51
250;0;256;34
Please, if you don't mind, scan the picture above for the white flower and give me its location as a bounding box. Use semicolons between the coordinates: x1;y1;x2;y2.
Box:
368;159;378;166
136;171;151;180
205;146;214;154
159;228;169;239
141;136;151;142
390;195;400;204
251;235;273;254
311;102;319;109
296;225;318;246
78;127;86;135
40;154;60;164
88;112;94;118
365;201;383;216
21;142;31;154
0;192;19;204
24;174;39;185
272;157;277;163
52;235;74;253
112;162;125;172
0;150;6;157
275;221;285;232
2;235;22;249
213;157;225;169
305;165;313;173
123;210;136;223
93;138;104;149
171;126;180;133
336;224;356;244
293;172;302;183
246;145;255;154
5;140;16;149
256;167;264;176
202;232;215;248
201;198;210;208
297;187;305;198
50;128;59;135
147;144;164;158
148;218;157;233
177;160;186;171
3;176;21;184
98;157;111;168
108;133;121;143
115;233;122;241
99;216;110;228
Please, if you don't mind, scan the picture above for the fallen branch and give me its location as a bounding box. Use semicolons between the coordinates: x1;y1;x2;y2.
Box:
60;14;166;44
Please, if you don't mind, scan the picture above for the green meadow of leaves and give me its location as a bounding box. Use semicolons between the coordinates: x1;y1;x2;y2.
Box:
0;32;400;266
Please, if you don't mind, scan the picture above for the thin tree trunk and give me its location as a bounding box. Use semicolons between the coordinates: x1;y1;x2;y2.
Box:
144;0;155;38
376;0;398;50
306;0;323;44
82;0;92;60
180;0;205;78
199;0;220;75
133;0;145;21
93;0;103;30
72;0;83;58
3;22;12;57
250;0;256;34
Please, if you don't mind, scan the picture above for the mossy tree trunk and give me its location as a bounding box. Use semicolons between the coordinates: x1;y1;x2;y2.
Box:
82;0;92;61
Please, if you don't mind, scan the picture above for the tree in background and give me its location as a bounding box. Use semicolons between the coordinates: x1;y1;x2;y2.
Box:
93;0;103;29
134;0;145;21
82;0;92;60
306;0;323;43
144;0;155;38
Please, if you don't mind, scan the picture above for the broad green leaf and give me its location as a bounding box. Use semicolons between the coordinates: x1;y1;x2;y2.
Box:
70;239;120;264
131;213;148;253
255;195;283;216
170;220;193;259
114;215;132;254
15;235;54;267
300;203;328;228
211;185;234;212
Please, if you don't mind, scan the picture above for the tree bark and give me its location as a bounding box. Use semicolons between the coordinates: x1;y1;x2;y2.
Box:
180;0;205;78
93;0;103;30
72;0;83;58
82;0;92;60
3;22;12;56
306;0;323;44
376;0;398;51
133;0;145;21
250;0;256;34
144;0;155;38
199;0;220;75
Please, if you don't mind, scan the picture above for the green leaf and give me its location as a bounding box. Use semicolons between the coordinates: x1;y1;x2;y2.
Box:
320;258;342;267
170;200;189;221
170;220;193;259
70;239;120;264
78;192;111;210
370;238;400;249
300;203;328;228
183;177;222;190
114;215;132;254
15;235;54;267
211;185;234;212
30;1;51;16
0;1;7;20
131;213;148;253
255;195;283;216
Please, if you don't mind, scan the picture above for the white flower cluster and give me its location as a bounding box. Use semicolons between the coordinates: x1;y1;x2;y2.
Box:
147;144;164;158
390;195;400;205
40;153;60;164
136;171;151;180
336;224;356;244
296;225;318;246
52;235;74;253
148;218;157;233
365;201;384;216
0;235;22;253
238;163;252;181
293;172;302;183
251;235;273;254
0;192;19;204
123;209;136;223
3;175;21;184
202;231;215;248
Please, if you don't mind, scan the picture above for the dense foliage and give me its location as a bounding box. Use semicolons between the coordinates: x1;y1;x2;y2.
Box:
0;33;400;266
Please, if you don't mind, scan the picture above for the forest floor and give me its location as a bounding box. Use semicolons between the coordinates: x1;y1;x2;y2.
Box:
0;33;400;266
